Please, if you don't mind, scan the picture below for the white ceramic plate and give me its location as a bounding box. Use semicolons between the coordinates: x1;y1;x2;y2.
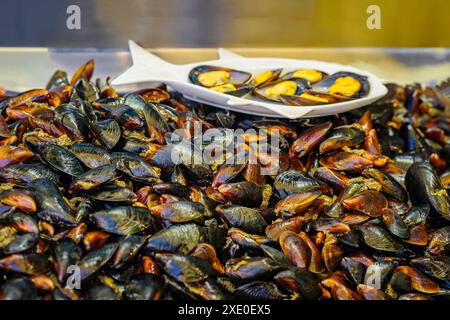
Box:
112;41;388;119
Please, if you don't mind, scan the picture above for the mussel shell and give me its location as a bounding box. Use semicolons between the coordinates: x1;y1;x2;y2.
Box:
342;190;388;217
282;69;328;83
382;208;410;239
8;212;39;234
341;257;366;286
145;223;206;254
29;178;76;226
253;78;309;102
274;191;322;217
212;163;246;188
364;260;398;289
403;204;430;227
216;205;267;234
251;69;283;87
0;163;60;187
428;226;450;255
289;121;332;158
143;102;170;145
109;105;144;130
312;71;370;98
55;104;90;141
189;65;251;87
38;143;86;177
90;206;154;235
357;284;392;300
90;119;121;150
411;256;450;281
279;231;311;268
76;242;118;281
70;142;111;169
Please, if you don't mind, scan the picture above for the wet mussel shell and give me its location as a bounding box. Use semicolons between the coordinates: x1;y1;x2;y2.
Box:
90;206;154;235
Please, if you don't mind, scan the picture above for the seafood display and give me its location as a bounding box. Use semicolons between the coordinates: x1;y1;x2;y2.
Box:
189;65;370;106
0;59;449;301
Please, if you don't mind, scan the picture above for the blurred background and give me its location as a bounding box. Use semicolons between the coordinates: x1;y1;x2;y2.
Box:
1;0;449;48
0;0;448;91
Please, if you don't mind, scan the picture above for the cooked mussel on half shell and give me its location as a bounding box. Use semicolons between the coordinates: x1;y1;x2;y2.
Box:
282;69;328;84
253;78;310;102
189;65;253;97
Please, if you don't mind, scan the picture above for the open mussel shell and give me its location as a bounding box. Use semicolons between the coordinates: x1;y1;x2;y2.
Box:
124;275;164;300
0;163;60;187
145;223;206;254
156;253;213;282
274;269;322;300
233;281;288;300
274;170;325;199
253;78;310;102
312;71;370;98
76;243;118;281
216;205;267;234
0;277;38;300
150;201;205;223
29;178;76;226
189;65;251;88
111;151;161;182
282;69;328;83
85;282;119;300
87;185;137;202
252;68;282;87
0;253;50;275
354;224;410;255
208;83;255;97
53;238;83;283
69;164;116;192
225;257;282;281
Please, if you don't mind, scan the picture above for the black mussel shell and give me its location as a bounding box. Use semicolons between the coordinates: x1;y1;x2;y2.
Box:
312;71;370;98
90;206;154;235
90;119;121;150
189;65;251;88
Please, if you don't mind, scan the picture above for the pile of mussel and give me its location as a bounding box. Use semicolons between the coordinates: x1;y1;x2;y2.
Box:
0;59;449;300
189;65;370;106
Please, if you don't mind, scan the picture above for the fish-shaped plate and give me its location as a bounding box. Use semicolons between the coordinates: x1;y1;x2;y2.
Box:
112;41;388;119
